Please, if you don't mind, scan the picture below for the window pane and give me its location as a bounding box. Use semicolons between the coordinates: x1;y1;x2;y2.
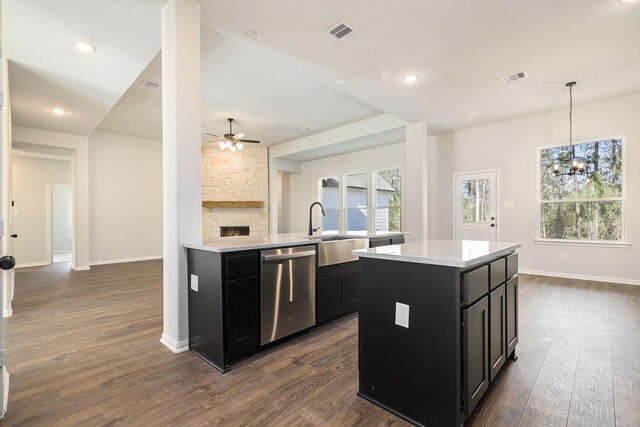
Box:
320;177;339;233
345;173;367;208
540;201;622;240
375;169;401;207
540;138;623;201
375;207;401;233
462;179;490;222
346;208;368;233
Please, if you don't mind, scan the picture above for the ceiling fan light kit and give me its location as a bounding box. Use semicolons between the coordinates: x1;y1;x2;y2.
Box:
205;118;261;152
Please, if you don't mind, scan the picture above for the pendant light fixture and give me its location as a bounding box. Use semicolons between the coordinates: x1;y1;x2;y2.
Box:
552;82;587;176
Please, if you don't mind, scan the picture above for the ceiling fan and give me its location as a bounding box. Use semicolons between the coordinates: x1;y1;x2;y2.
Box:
204;118;260;152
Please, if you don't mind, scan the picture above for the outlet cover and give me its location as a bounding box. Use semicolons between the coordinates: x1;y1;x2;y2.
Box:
113;246;119;252
395;302;409;328
559;253;567;261
190;274;199;292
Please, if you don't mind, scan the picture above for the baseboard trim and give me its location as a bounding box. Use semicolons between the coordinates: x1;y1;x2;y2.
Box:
519;269;640;286
89;255;162;266
15;261;49;269
72;265;91;271
3;308;12;317
160;332;189;353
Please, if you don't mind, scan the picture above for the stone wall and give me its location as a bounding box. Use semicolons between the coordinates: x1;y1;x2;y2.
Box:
201;146;269;240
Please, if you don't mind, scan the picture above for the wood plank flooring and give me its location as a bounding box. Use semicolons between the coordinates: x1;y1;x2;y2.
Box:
3;261;640;426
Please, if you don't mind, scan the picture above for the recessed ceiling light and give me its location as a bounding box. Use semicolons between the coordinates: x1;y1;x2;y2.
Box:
335;77;347;85
297;57;310;66
246;31;261;41
404;74;419;84
74;41;96;53
52;108;66;116
620;0;637;3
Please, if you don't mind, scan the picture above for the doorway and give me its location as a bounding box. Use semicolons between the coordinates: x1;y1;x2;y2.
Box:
454;170;498;241
48;184;72;264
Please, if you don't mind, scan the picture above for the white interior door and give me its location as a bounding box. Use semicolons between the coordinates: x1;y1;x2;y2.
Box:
454;171;498;241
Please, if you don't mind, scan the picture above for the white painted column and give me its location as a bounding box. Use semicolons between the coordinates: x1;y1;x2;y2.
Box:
404;121;428;242
160;0;202;352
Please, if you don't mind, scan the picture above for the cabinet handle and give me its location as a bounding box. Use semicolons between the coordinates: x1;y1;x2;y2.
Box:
262;251;316;262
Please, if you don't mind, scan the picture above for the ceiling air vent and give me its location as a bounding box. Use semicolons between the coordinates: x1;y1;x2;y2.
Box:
326;20;358;41
502;71;529;83
140;80;160;89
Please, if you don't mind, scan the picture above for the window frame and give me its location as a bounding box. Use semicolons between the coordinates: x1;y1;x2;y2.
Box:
318;175;341;235
535;135;629;247
372;167;403;235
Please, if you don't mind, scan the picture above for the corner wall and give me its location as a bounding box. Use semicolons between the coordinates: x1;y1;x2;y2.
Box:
428;92;640;284
88;131;163;264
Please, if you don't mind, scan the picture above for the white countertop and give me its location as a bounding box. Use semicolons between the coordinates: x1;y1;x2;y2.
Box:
183;231;409;253
353;239;521;268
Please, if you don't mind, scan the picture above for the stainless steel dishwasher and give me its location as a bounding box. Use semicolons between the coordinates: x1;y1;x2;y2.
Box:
260;245;316;345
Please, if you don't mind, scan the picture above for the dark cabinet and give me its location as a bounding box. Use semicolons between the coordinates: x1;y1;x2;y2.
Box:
463;296;490;417
316;261;360;324
224;276;259;355
187;249;260;372
506;275;519;356
369;234;405;248
489;283;507;380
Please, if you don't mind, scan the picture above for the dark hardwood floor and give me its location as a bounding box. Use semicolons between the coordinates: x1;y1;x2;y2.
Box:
3;261;640;426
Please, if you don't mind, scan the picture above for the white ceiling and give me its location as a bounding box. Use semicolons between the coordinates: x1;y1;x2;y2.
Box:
6;0;640;145
5;0;165;136
200;0;640;135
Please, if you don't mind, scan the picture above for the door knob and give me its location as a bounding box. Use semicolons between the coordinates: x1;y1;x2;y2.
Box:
10;234;18;238
490;224;496;228
490;217;495;220
0;256;15;270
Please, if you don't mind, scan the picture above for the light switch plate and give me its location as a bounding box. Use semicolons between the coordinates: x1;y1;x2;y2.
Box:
395;302;409;328
190;274;199;292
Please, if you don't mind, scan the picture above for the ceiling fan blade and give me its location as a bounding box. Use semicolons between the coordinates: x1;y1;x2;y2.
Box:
235;133;245;140
205;132;222;137
238;139;260;144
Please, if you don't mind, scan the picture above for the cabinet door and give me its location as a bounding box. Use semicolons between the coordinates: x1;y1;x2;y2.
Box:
489;284;507;381
463;296;489;417
506;275;519;356
317;273;346;323
345;269;360;310
224;276;259;354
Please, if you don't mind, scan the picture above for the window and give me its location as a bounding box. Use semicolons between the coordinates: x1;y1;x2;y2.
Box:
319;176;339;234
374;168;402;233
461;179;490;223
345;173;368;234
539;138;624;242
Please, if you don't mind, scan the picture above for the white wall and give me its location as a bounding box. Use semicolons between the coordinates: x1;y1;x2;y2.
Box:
285;142;406;233
428;91;640;284
51;185;72;253
88;131;162;264
12;156;71;266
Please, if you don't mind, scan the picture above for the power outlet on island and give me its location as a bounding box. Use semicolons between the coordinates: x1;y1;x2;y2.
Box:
190;274;199;292
559;253;567;261
113;245;119;253
395;302;410;328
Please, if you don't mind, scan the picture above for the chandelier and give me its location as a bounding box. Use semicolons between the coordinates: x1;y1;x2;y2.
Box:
552;82;587;176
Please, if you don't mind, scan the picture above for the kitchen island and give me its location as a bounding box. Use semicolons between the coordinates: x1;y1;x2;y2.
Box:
353;239;521;427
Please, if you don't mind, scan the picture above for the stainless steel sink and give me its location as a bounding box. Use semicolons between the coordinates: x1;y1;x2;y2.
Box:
316;237;369;266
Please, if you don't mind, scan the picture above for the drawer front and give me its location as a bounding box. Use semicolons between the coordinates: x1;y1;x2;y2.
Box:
369;238;392;248
224;252;258;280
462;265;489;305
489;258;506;290
506;253;518;279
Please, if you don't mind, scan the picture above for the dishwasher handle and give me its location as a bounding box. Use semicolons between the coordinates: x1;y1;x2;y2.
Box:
262;250;316;262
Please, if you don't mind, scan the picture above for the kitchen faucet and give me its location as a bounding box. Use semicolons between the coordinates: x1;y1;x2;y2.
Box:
308;202;327;236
